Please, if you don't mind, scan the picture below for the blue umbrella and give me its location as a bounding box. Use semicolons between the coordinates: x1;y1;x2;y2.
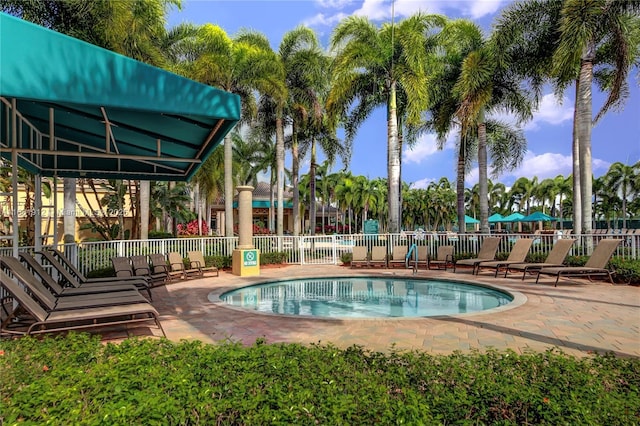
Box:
518;211;558;222
502;212;525;222
488;213;504;223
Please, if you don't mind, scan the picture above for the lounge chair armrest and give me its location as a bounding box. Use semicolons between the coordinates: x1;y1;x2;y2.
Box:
190;260;203;270
133;266;150;275
169;261;185;271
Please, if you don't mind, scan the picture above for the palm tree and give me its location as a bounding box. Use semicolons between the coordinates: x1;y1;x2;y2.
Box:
452;21;532;233
509;176;539;215
328;13;446;233
187;25;283;237
494;0;640;235
605;161;640;229
277;27;329;237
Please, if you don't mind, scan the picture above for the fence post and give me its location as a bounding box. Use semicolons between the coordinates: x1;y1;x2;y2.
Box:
332;234;338;265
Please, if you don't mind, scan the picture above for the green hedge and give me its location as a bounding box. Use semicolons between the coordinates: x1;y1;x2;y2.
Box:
1;334;639;424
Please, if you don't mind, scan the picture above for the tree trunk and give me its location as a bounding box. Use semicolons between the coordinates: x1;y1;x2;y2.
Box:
276;108;285;236
292;121;300;236
577;47;594;238
63;178;76;243
477;110;490;234
572;79;582;234
224;133;234;237
456;137;466;234
139;180;150;240
310;140;317;236
387;81;401;233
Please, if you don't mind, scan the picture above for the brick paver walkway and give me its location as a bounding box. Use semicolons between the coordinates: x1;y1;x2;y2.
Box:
111;264;640;358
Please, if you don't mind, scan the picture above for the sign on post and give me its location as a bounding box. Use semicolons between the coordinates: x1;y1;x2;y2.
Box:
243;249;258;267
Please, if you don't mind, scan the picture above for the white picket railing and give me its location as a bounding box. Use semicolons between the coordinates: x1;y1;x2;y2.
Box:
0;231;637;276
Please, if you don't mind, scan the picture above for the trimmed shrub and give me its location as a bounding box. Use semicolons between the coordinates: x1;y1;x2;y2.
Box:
1;334;639;425
341;252;353;265
609;257;640;285
85;267;116;279
261;251;287;265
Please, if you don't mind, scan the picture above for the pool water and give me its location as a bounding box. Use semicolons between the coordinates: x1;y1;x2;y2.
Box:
218;277;513;318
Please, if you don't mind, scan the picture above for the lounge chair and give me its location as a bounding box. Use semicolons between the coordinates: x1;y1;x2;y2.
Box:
0;257;148;310
388;245;408;268
130;255;169;287
149;253;180;283
168;252;202;279
535;239;622;286
43;249;148;287
112;256;135;278
476;238;534;277
0;270;164;337
505;238;576;279
187;251;219;277
369;246;388;268
453;237;502;274
37;251;152;300
427;245;454;271
17;253;139;296
350;246;369;268
413;245;429;269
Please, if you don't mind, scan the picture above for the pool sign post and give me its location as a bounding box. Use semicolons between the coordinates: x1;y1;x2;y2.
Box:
232;186;260;276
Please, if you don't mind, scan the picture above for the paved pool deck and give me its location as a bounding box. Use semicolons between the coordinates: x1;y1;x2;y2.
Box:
114;264;640;358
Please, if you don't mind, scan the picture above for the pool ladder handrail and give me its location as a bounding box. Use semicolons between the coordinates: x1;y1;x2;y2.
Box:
406;243;419;275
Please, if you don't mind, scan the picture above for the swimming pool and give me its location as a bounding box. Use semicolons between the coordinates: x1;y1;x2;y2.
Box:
218;277;514;318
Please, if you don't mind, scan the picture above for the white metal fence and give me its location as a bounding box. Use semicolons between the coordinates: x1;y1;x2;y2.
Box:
0;231;638;276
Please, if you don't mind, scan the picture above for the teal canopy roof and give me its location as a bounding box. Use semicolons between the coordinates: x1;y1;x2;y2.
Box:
0;13;240;181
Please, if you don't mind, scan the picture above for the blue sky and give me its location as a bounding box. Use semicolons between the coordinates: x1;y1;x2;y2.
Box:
168;0;640;189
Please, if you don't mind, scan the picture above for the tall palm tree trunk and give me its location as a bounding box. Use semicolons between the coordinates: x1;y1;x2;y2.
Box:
577;46;594;237
456;137;466;234
292;122;300;236
276;111;285;236
572;79;582;234
224;133;234;237
387;82;401;233
477;111;490;234
310;141;317;236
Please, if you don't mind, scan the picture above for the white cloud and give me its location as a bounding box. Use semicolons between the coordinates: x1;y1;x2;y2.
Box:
303;12;349;28
410;177;437;189
490;93;574;131
525;94;574;130
494;151;611;182
307;0;441;28
403;132;454;164
315;0;353;9
466;0;510;19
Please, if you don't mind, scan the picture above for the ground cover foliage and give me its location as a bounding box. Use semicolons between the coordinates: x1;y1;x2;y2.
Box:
1;336;639;425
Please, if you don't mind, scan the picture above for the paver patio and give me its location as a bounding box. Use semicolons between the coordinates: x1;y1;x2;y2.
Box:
108;264;640;358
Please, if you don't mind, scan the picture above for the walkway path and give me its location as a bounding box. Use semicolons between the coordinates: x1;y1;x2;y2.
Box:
112;265;640;358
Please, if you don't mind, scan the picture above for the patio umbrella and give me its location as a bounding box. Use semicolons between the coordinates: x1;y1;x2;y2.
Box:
464;215;480;224
518;211;558;222
502;212;525;222
488;213;504;223
502;212;525;232
488;213;504;231
517;211;558;232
